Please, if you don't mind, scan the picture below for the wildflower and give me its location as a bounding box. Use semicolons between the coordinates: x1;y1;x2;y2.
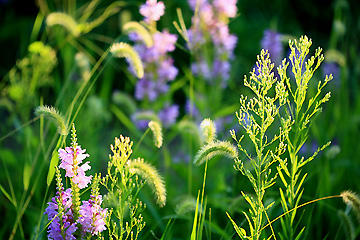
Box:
158;59;178;82
135;77;158;101
187;0;237;88
58;146;92;189
260;29;283;66
44;188;77;240
188;0;207;10
158;104;179;128
198;3;215;25
191;60;212;80
140;0;165;23
153;30;178;54
212;59;231;87
126;1;178;102
132;31;178;101
78;195;108;236
213;0;238;18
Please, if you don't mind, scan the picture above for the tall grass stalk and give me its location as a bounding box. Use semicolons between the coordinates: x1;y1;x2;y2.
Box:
276;36;332;240
230;48;290;240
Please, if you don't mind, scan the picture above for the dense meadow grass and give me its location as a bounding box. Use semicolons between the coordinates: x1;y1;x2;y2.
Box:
1;0;360;239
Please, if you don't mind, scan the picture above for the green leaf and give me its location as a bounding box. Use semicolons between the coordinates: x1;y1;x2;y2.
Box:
295;173;307;196
226;212;246;239
160;219;174;240
294;227;305;240
47;150;59;186
191;191;200;240
279;188;288;212
0;183;14;205
277;167;288;188
23;163;31;191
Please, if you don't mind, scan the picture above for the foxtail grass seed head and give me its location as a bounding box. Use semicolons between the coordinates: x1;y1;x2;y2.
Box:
175;196;198;215
200;118;217;144
341;191;360;223
110;42;144;78
194;140;238;166
148;121;163;148
35;105;68;135
123;21;153;47
126;158;166;207
46;12;80;37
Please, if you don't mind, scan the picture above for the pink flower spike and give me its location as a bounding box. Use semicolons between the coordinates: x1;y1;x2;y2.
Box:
58;145;92;189
61;164;75;177
140;0;165;23
80;161;91;172
58;148;73;164
73;171;92;189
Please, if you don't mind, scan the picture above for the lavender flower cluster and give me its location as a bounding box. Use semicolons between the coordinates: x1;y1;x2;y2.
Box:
128;0;180;129
44;145;107;239
131;0;178;102
188;0;238;88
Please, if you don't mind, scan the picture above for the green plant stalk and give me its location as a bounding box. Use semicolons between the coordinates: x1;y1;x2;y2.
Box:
278;36;332;240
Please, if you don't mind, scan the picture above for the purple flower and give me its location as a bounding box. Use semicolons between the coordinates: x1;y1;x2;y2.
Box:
260;29;283;66
212;24;237;56
128;4;178;102
131;30;178;101
44;188;77;240
79;195;107;236
140;0;165;23
135;77;158;101
212;59;231;87
187;29;206;50
153;30;178;54
191;60;211;80
154;80;170;94
158;104;179;128
133;44;159;62
158;59;178;81
213;0;238;18
58;146;92;189
188;0;208;10
199;3;215;25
